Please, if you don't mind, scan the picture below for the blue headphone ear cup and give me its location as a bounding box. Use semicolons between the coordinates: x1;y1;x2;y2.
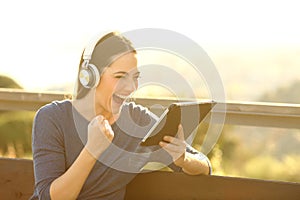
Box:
79;64;100;88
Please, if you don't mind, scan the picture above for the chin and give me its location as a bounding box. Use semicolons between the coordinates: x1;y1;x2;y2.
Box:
111;103;123;115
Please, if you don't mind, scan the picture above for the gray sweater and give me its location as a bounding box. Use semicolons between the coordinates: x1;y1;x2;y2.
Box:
31;100;211;200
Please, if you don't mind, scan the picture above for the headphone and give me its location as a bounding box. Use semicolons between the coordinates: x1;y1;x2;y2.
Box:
79;31;112;89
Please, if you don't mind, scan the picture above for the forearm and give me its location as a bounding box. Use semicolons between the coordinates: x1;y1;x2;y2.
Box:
178;152;210;175
49;147;97;200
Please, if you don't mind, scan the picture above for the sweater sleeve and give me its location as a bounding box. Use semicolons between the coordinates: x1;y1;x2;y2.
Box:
186;145;212;175
31;103;66;199
167;145;212;174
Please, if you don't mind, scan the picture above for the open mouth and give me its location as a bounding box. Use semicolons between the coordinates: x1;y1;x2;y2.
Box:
113;93;129;105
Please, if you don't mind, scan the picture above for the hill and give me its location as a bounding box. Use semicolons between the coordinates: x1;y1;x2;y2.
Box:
258;79;300;104
0;75;22;89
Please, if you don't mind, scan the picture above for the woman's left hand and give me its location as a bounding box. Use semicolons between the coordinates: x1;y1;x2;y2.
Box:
159;124;186;167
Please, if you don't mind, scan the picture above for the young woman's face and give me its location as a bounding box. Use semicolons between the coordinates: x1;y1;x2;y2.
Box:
95;52;139;116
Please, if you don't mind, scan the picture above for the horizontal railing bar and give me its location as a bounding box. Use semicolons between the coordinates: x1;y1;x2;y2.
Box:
210;102;300;129
0;88;67;111
0;89;299;129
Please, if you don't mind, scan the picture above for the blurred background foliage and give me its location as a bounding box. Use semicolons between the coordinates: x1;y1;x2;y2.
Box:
202;79;300;183
0;75;22;89
0;111;35;157
0;75;35;158
0;75;299;183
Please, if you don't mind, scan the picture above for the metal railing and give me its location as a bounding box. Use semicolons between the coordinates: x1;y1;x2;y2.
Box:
1;88;300;129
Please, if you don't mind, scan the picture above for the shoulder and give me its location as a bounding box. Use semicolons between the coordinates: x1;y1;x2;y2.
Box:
34;99;72;122
32;100;71;147
122;102;159;120
36;99;71;115
120;102;159;126
123;102;157;117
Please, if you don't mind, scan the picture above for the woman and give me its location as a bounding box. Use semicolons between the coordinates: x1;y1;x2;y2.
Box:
31;31;211;200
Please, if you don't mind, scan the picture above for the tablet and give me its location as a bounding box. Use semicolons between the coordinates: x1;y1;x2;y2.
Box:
140;100;216;146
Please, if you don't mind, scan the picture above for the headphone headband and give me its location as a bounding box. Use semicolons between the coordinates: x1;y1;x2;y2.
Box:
83;30;115;63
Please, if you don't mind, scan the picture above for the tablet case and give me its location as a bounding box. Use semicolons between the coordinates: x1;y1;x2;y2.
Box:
140;101;216;146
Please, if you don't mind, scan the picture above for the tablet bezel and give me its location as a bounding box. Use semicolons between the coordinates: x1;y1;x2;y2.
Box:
140;100;216;146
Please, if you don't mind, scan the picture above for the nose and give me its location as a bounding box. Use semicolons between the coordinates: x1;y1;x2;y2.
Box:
120;76;137;94
126;77;138;93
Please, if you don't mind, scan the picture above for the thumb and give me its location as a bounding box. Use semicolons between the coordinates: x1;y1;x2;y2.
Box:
104;120;114;141
177;124;185;141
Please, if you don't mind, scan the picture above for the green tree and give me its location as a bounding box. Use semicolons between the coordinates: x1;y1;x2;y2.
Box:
0;75;22;89
0;75;34;157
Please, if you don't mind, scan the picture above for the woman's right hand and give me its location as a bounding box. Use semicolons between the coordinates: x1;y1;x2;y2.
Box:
85;115;114;159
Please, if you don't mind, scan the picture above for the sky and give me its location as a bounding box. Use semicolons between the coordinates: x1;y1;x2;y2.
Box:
0;0;299;100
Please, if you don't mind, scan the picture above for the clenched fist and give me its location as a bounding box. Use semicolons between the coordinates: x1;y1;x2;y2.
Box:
85;115;114;159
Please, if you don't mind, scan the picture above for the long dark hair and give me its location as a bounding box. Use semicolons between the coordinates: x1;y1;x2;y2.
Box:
74;32;136;99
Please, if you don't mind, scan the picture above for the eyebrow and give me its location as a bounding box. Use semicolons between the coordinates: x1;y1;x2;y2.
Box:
112;71;140;75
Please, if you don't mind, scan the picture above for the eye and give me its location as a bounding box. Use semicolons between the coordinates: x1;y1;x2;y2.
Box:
133;75;141;81
114;75;126;79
